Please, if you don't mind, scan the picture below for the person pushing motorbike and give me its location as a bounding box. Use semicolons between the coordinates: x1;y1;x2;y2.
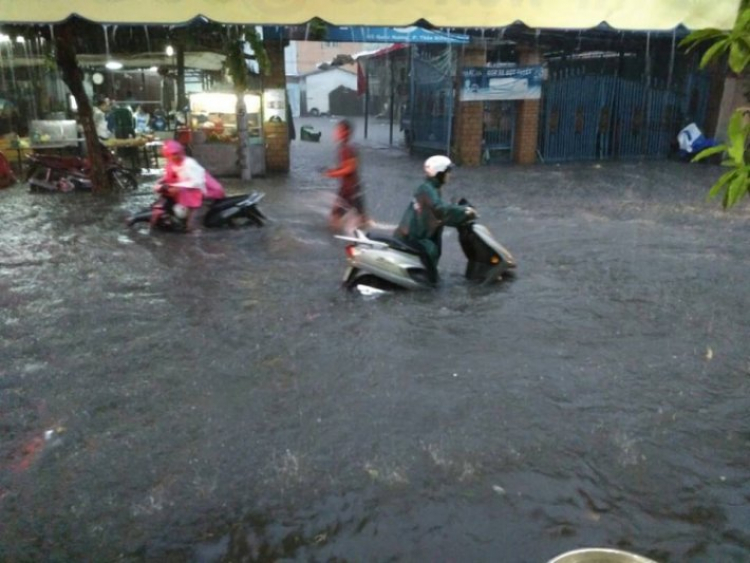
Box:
393;155;475;285
153;140;207;232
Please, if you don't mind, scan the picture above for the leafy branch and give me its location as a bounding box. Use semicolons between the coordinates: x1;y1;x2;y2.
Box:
692;110;750;207
681;4;750;208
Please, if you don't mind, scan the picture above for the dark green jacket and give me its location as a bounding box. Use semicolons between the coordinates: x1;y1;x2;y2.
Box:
395;177;467;243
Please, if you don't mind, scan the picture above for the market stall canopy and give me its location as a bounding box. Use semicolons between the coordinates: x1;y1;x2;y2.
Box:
0;0;741;30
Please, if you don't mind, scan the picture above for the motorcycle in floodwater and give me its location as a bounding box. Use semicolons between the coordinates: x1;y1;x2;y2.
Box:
25;145;138;192
126;185;267;231
335;199;516;291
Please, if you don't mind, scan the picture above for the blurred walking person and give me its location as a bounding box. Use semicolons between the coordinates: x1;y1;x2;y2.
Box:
323;119;370;233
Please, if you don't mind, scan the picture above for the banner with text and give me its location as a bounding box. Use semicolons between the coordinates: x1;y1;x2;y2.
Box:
460;66;543;102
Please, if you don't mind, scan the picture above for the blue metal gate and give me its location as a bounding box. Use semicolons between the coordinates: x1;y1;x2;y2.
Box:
409;45;456;152
540;61;712;162
482;101;516;163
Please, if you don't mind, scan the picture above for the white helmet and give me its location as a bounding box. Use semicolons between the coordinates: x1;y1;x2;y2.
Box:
424;155;454;178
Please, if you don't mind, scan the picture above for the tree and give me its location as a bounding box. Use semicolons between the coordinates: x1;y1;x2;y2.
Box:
1;20;113;191
168;22;269;182
681;1;750;208
54;21;111;192
224;26;265;182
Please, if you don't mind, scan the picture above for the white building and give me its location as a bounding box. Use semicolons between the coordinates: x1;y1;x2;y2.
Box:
299;68;359;116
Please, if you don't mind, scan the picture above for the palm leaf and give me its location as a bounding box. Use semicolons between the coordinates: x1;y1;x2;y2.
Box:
707;170;736;200
692;144;727;162
726;171;749;207
679;28;725;50
700;39;730;68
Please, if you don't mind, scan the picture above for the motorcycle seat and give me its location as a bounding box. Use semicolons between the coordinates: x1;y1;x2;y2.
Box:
368;235;423;256
209;195;249;210
31;155;83;168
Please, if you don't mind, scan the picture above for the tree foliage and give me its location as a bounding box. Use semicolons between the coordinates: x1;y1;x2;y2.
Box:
680;2;750;208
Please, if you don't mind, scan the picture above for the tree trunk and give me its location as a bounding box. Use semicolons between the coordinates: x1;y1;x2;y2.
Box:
236;91;251;182
176;41;186;113
54;22;110;192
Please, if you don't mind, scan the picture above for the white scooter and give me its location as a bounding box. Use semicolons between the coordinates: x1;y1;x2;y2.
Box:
335;201;515;291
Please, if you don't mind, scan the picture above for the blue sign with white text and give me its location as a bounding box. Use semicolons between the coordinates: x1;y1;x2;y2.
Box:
326;26;469;44
460;66;544;101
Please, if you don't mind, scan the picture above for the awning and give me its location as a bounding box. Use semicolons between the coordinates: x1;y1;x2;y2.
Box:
6;53;226;72
354;44;409;61
0;0;741;31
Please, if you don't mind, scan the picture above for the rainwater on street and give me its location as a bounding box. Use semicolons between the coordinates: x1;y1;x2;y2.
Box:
1;117;749;562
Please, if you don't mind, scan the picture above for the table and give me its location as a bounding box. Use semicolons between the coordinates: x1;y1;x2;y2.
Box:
104;138;163;171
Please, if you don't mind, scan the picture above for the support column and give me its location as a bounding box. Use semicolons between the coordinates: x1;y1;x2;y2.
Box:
263;39;290;173
514;47;542;165
453;44;487;166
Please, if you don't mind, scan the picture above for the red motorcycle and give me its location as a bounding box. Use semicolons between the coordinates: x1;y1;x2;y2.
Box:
25;144;137;192
0;150;17;189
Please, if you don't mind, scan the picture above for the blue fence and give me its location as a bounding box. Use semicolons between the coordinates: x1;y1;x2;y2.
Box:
540;65;712;162
409;46;455;153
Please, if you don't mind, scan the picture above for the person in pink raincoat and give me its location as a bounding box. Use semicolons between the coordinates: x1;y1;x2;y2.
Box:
154;140;212;232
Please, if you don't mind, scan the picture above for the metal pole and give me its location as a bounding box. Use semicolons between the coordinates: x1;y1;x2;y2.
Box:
364;62;369;139
446;31;454;156
667;27;676;92
389;51;395;145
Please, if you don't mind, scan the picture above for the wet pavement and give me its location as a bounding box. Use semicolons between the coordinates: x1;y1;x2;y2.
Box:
1;121;749;562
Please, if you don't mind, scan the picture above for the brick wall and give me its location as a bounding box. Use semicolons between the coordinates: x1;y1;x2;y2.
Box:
455;102;484;166
453;45;486;166
263;39;290;173
513;47;542;165
514;100;541;164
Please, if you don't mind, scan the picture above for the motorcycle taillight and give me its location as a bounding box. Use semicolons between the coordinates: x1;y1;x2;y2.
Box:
345;245;356;258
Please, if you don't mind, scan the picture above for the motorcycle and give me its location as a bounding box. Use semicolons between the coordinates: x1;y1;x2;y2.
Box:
335;199;515;291
25;145;138;192
0;149;17;189
126;184;267;231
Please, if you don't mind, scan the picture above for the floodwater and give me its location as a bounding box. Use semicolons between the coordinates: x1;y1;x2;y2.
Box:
1;125;749;562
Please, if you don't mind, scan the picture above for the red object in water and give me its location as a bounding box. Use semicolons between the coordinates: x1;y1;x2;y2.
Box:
9;436;45;472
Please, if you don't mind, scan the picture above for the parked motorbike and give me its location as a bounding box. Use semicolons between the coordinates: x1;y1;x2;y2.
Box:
25;145;138;192
126;185;267;231
335;199;515;291
0;149;17;189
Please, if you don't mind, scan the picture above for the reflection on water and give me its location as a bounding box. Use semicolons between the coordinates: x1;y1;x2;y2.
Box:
1;157;749;562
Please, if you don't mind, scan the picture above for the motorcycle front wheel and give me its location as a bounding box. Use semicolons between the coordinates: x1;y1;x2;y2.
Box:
108;168;138;192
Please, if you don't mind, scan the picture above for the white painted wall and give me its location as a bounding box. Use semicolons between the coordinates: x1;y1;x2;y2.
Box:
284;41;299;76
286;83;301;117
303;69;357;115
